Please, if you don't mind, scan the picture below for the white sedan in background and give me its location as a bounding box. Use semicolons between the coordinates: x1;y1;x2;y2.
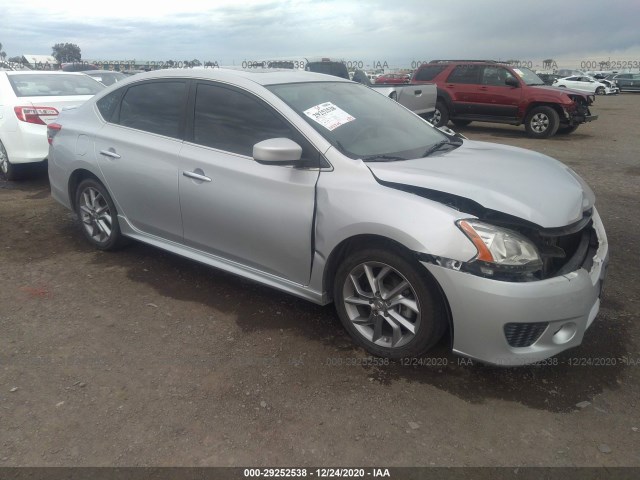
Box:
0;71;104;179
553;75;617;95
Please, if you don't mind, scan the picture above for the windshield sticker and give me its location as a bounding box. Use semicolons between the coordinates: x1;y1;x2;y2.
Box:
303;102;355;131
513;68;524;77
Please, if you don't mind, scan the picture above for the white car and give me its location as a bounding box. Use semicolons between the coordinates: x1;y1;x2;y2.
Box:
553;75;615;95
0;71;104;179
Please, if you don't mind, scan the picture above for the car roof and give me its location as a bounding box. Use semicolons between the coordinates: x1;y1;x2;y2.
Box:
113;67;352;86
83;70;125;74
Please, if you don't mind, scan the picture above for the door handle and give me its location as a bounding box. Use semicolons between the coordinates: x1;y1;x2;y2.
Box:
414;90;422;95
183;170;212;182
479;86;489;90
99;149;121;159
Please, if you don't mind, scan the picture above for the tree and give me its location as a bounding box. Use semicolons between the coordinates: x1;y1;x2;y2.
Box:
52;43;82;63
0;42;6;61
191;59;202;67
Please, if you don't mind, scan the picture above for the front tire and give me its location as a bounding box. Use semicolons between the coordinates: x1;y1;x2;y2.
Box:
75;179;125;251
333;247;446;359
595;86;605;95
557;125;579;135
525;106;560;138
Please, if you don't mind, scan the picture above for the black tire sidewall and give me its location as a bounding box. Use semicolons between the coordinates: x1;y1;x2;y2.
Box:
0;140;21;181
434;100;449;127
333;247;446;359
75;179;123;250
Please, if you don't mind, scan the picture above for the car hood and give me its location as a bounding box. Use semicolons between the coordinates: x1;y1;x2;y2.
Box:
531;84;592;98
367;140;595;229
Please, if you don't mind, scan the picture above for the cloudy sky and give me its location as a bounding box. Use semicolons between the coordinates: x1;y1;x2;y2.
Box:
2;0;639;69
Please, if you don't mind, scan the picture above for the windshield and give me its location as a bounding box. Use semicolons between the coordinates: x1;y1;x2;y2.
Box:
8;73;105;97
87;72;126;86
511;67;546;86
267;82;452;161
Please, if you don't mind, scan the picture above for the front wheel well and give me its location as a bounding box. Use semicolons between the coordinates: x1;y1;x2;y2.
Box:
524;102;565;121
322;234;453;346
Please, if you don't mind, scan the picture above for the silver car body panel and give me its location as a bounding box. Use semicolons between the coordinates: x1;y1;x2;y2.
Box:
370;84;437;116
48;68;609;365
367;140;595;229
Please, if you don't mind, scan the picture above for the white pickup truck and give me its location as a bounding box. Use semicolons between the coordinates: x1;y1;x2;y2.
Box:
304;59;437;118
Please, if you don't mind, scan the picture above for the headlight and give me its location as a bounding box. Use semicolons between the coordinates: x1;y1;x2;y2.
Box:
457;220;542;276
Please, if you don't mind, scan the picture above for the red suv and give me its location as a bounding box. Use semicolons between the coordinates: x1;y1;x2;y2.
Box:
412;60;598;138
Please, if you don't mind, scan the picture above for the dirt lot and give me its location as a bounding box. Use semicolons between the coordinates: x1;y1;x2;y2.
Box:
1;94;639;468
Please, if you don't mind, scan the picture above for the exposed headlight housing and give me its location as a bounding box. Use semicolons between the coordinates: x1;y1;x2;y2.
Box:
456;219;542;278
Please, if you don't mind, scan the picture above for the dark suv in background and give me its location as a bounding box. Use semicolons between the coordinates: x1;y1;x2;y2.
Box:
412;60;598;138
613;73;640;92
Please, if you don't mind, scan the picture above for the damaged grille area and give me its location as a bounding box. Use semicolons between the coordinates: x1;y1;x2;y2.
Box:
509;211;596;279
568;94;593;115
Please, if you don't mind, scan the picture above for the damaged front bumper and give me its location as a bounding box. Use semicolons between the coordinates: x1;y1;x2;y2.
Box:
422;208;609;366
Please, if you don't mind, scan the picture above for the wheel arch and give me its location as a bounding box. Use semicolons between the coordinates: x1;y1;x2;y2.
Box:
321;233;453;339
68;168;105;210
524;102;565;121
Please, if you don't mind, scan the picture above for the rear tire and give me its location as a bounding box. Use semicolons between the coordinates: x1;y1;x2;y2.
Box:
0;140;22;181
431;100;449;128
75;179;126;251
525;106;560;138
333;247;446;359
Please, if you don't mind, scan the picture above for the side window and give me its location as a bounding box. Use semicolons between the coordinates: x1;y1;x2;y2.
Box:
192;83;321;165
481;66;514;86
118;81;187;138
96;88;124;122
445;65;481;84
414;65;447;81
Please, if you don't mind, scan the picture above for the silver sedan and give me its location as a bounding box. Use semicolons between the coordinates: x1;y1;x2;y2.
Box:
47;68;608;365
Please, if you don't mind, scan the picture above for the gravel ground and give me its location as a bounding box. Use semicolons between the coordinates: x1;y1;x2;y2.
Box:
0;93;639;467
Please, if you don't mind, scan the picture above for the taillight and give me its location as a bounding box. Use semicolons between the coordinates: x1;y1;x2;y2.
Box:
14;106;59;125
47;123;62;145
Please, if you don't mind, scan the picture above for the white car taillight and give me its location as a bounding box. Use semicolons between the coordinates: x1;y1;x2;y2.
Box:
14;106;59;125
47;123;62;145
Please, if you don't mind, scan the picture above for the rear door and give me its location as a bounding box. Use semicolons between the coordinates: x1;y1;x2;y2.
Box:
178;82;319;284
441;64;482;115
94;79;187;242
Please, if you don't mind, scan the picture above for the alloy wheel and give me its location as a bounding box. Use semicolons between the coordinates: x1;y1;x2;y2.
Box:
530;113;550;133
79;187;113;243
342;261;421;349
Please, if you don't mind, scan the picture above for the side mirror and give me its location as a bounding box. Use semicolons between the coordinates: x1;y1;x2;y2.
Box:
505;77;519;87
253;138;302;165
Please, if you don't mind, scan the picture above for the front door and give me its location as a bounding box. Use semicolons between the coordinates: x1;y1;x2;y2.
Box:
178;82;319;285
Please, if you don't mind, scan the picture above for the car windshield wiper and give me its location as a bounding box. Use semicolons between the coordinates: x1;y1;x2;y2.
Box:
527;83;546;86
422;140;456;157
362;154;406;162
